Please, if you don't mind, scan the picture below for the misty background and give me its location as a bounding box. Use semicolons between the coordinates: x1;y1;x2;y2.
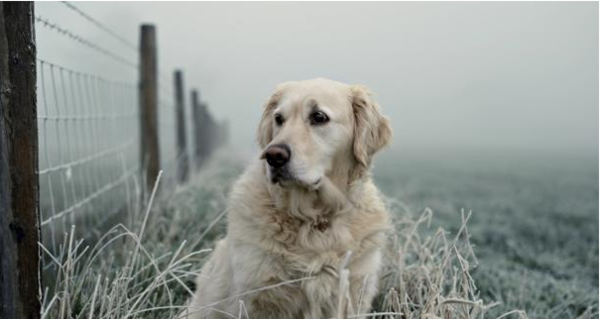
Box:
36;1;599;159
32;3;599;317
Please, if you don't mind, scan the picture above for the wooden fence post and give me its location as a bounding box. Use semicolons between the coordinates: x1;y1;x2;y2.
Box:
201;102;211;161
204;104;215;156
139;24;160;196
191;89;203;170
0;3;41;319
173;70;189;183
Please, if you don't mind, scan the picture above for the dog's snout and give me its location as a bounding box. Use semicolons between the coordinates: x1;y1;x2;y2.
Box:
264;144;291;168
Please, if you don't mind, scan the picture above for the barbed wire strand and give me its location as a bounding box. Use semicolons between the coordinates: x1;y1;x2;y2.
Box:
35;15;138;69
61;1;138;51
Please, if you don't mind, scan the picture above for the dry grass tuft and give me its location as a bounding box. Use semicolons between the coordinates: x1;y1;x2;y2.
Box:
372;200;528;319
40;154;529;319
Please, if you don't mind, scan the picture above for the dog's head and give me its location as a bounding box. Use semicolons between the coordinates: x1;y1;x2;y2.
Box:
257;78;392;188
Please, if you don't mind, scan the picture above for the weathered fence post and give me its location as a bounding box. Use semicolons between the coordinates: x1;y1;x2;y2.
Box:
200;102;210;164
139;24;160;196
204;104;215;156
191;89;203;170
174;70;189;183
0;3;42;319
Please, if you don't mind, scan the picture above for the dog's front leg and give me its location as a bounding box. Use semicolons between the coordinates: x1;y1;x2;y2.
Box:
237;284;308;319
228;243;308;319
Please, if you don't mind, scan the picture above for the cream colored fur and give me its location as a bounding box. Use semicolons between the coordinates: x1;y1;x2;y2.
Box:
184;78;392;319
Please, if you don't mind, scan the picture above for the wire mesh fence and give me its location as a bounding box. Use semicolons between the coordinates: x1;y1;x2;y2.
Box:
0;3;228;315
37;60;140;252
30;2;226;268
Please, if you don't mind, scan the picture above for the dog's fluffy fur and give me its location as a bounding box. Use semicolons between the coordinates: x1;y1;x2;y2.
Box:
185;78;392;319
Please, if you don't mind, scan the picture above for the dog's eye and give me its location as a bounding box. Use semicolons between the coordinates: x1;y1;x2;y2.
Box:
274;113;284;126
310;111;329;125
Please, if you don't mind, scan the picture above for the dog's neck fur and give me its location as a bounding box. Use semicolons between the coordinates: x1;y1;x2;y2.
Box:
265;154;367;224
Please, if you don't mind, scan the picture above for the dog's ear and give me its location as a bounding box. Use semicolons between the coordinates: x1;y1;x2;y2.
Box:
351;85;392;176
256;87;285;148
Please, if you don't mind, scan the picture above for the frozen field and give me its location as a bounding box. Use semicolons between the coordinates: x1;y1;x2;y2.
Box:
41;150;598;319
373;150;599;318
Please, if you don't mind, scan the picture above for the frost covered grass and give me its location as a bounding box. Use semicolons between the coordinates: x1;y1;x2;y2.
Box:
40;151;597;319
374;151;599;319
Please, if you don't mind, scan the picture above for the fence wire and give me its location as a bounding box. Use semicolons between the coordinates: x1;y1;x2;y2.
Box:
33;2;227;278
35;15;138;69
34;4;181;257
37;59;140;252
60;1;138;51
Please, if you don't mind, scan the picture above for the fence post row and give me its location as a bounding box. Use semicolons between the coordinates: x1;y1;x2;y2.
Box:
139;24;160;196
0;11;229;318
0;3;42;319
174;70;189;184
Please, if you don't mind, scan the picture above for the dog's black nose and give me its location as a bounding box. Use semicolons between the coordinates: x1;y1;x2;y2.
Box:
264;144;291;168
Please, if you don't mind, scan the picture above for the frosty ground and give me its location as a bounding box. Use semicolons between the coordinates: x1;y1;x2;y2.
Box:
41;149;598;319
374;150;598;318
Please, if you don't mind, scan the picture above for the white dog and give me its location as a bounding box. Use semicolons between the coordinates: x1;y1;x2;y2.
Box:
185;78;392;319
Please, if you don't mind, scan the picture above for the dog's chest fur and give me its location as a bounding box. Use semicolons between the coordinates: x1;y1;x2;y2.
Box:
210;163;390;319
228;164;387;276
189;164;388;319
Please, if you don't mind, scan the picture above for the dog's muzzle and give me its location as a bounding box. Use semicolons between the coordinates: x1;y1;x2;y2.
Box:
261;144;292;183
263;144;290;168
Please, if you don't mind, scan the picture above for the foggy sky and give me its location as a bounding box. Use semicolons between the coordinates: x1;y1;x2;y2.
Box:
36;2;598;157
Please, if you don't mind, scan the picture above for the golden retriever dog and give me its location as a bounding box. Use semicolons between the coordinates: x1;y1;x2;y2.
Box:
184;78;392;319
